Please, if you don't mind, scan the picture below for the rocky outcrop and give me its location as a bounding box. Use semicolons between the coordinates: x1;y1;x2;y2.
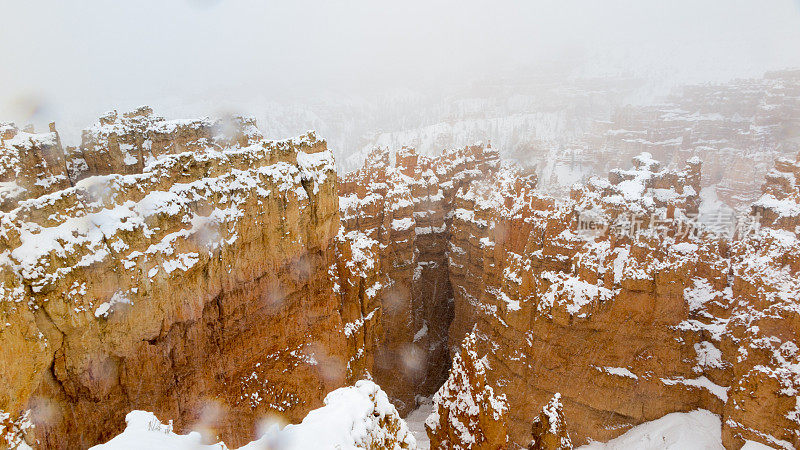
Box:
74;107;262;180
528;394;572;450
0;122;70;212
0;109;348;449
722;153;800;447
425;331;508;449
429;152;799;448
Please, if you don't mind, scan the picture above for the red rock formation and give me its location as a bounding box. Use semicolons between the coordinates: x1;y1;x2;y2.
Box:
74;107;262;180
722;152;800;447
528;394;572;450
338;143;506;412
0;110;351;449
0;122;71;211
430;152;799;449
425;331;509;449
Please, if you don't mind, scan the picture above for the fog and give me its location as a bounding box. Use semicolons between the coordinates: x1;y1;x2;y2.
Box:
2;0;800;153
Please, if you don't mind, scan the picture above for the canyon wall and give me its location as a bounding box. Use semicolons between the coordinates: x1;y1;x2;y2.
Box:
337;143;507;412
427;152;800;449
0;109;353;449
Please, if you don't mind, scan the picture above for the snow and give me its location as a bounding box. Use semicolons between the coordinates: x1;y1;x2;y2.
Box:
340;230;379;277
89;411;224;450
660;376;729;402
698;186;734;233
0;181;25;203
296;148;335;195
684;278;721;311
539;393;569;441
539;271;616;316
93;302;112;318
596;366;638;380
742;441;780;449
612;248;629;284
492;287;520;312
0;409;33;449
94;290;133;318
343;308;378;338
617;179;646;201
753;193;800;217
249;380;415;449
694;341;725;371
671;242;698;254
413;322;429;343
632;152;659;168
578;410;724;450
427;331;507;444
406;398;432;450
91;381;416;450
3;128;328;296
391;217;415;231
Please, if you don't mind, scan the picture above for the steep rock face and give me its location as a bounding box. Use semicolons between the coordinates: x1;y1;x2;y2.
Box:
430;152;799;448
73;107;262;180
722;153;800;447
338;144;506;412
0;110;349;449
0;122;71;212
3;104;798;450
425;331;508;449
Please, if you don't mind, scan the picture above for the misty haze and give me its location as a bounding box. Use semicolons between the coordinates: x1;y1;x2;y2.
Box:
1;1;800;449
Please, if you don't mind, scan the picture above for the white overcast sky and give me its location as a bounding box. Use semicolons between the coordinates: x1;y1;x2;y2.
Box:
2;0;800;130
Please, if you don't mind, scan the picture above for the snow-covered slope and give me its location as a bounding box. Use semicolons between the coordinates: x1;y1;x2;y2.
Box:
88;411;224;450
578;410;775;450
91;380;416;450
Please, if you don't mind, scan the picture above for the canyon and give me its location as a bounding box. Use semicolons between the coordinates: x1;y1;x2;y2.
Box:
0;106;798;450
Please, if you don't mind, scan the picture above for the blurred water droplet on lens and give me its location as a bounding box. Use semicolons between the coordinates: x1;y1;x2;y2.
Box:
401;344;424;375
290;256;310;282
191;398;225;443
307;342;345;384
10;94;48;123
28;396;59;427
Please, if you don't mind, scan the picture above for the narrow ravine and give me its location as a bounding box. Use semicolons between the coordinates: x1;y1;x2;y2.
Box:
405;397;432;450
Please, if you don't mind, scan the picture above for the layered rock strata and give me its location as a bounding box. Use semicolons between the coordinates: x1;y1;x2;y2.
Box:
0;109;346;449
428;152;799;449
337;144;507;412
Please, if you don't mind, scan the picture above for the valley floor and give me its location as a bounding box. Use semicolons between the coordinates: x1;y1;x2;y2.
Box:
406;398;432;450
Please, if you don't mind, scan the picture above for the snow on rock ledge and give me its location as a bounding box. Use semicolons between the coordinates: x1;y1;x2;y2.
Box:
91;380;416;450
578;409;724;450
